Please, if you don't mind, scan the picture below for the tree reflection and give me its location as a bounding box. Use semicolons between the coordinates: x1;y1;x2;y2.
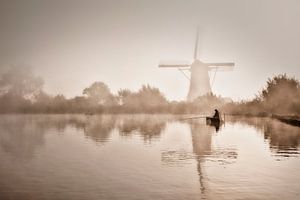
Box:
0;114;169;161
118;115;166;143
227;117;300;156
41;115;117;144
0;115;118;161
264;120;300;156
0;115;47;160
83;115;116;144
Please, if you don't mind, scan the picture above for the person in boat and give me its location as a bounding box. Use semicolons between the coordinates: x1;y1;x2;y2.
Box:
213;109;220;119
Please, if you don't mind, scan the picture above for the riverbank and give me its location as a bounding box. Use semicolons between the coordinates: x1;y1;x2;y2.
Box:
227;113;300;127
272;114;300;127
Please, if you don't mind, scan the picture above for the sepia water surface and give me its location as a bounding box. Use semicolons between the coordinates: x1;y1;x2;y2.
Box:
0;114;299;200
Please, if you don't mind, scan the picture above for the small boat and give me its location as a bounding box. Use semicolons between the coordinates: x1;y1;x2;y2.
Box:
206;117;221;132
206;117;221;123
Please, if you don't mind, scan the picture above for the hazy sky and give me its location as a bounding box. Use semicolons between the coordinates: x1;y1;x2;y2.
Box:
0;0;299;101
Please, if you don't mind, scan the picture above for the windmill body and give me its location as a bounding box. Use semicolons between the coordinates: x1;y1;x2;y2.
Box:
159;29;235;101
187;60;211;101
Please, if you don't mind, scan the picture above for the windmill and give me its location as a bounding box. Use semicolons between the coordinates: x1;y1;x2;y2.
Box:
159;29;235;101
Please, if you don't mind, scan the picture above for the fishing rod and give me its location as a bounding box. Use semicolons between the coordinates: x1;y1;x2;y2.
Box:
180;115;207;121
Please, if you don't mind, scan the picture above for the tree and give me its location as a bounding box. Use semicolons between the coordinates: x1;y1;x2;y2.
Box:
0;66;44;99
260;74;299;101
136;85;167;107
82;82;116;105
259;74;300;114
117;89;133;105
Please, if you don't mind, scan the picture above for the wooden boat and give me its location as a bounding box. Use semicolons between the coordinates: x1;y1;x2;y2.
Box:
206;117;221;123
206;117;221;132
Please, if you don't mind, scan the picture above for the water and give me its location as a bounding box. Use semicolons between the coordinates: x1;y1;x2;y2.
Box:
0;114;299;200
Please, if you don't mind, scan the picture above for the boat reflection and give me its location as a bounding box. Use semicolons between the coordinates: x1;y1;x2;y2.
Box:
205;118;221;132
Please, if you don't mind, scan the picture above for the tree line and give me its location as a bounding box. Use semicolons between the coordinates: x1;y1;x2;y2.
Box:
223;74;300;116
0;67;299;115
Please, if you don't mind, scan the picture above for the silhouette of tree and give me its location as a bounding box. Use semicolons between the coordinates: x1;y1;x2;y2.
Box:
260;74;299;101
0;66;43;99
223;74;300;115
83;82;117;105
136;85;167;107
117;85;168;112
259;74;300;114
117;88;132;105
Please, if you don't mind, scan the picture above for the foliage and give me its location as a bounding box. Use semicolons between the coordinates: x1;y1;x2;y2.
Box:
259;74;300;114
116;85;168;113
224;74;300;115
0;67;298;115
0;66;43;99
83;82;117;105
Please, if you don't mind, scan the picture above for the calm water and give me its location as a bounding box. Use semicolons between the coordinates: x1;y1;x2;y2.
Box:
0;115;299;200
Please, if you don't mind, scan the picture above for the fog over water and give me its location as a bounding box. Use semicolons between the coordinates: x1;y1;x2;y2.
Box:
0;0;299;100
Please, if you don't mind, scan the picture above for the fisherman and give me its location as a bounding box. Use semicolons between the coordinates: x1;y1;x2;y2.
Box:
213;109;220;119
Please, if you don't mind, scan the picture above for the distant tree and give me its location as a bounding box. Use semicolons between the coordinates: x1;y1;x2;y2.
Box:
0;66;44;99
83;82;117;105
117;88;132;105
260;74;299;101
68;96;89;113
136;85;167;107
259;74;300;114
116;85;167;112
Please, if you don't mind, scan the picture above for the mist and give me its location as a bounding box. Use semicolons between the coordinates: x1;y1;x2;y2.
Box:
0;0;299;101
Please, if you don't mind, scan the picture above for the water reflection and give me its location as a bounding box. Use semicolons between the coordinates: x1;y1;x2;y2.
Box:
206;119;221;132
1;115;298;160
228;117;300;157
161;119;232;199
189;120;215;198
83;115;117;143
0;115;299;200
264;119;300;157
0;115;45;159
118;115;166;143
0;115;168;160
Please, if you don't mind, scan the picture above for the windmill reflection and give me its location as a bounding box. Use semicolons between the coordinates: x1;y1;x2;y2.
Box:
161;118;237;198
160;119;217;199
189;120;215;198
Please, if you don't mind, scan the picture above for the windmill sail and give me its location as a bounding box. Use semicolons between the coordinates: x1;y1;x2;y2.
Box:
159;61;190;68
159;28;235;101
194;28;200;60
207;63;235;71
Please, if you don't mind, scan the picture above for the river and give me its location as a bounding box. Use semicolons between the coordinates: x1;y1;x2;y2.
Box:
0;114;299;200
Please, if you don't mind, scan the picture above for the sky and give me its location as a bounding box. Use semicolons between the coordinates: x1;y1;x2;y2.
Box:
0;0;299;101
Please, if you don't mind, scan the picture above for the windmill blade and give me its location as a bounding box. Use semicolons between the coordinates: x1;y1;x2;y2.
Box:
194;28;200;60
206;63;235;71
159;61;191;68
206;62;235;66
